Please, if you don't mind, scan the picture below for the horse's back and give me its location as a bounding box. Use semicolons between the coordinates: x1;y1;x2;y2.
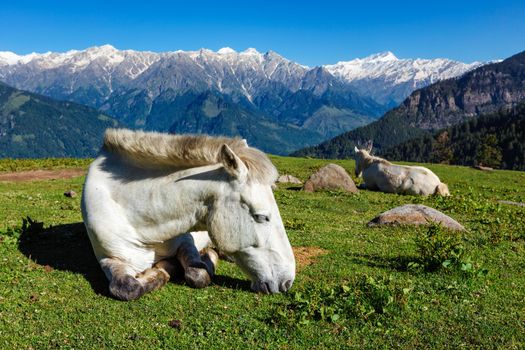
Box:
404;165;444;195
368;162;443;195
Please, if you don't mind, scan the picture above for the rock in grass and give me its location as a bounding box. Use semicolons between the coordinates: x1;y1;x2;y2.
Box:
168;319;182;329
368;204;465;231
498;200;525;207
277;174;302;184
472;165;494;171
303;164;358;193
64;190;77;198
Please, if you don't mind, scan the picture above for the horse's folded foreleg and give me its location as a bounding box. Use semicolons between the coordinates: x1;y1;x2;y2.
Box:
136;258;180;293
101;257;180;301
176;241;218;289
100;257;148;301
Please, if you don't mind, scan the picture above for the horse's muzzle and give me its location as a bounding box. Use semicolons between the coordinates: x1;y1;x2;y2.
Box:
252;278;294;294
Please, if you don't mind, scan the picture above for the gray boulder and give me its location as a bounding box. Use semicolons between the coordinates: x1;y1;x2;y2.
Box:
277;174;302;184
303;163;358;193
498;200;525;207
368;204;465;231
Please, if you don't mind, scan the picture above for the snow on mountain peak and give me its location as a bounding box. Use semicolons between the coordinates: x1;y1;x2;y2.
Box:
86;44;117;52
241;48;261;56
0;51;45;65
366;51;398;62
217;47;236;55
0;51;22;65
0;45;485;107
325;51;483;85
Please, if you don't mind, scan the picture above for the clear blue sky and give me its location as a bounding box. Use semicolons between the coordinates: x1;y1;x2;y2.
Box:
1;0;524;66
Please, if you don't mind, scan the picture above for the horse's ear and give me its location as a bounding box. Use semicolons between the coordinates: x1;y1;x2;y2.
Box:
366;140;373;153
354;146;359;153
219;144;248;182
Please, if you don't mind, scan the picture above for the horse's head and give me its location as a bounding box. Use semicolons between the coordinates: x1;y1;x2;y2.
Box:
353;146;364;177
353;141;373;177
207;145;295;294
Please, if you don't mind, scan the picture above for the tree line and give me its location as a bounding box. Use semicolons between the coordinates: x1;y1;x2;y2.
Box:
382;104;525;170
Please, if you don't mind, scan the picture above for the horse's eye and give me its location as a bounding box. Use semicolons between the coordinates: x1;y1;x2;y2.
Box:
253;214;270;223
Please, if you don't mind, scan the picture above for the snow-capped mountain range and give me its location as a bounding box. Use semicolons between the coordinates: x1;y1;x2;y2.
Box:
0;45;311;105
0;45;486;154
325;51;485;105
0;45;483;105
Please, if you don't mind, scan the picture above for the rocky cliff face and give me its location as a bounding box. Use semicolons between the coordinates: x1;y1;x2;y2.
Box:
398;51;525;130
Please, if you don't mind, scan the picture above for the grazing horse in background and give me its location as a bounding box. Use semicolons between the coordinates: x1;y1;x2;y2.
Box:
81;128;295;300
353;143;450;196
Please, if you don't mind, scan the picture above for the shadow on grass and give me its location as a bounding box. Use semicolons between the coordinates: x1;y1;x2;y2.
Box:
348;252;417;272
17;221;254;297
17;222;110;296
212;274;252;292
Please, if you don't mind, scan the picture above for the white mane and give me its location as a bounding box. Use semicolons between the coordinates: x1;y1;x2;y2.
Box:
103;128;278;184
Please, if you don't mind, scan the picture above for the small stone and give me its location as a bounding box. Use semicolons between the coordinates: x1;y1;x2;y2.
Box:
472;165;494;171
303;164;358;193
168;319;182;329
64;190;77;198
277;174;302;184
368;204;465;231
498;200;525;207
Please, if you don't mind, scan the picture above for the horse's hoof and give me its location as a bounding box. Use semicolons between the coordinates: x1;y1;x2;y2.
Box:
184;267;211;288
109;275;145;301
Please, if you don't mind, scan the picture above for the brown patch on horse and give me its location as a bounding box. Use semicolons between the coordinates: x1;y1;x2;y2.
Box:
293;246;328;270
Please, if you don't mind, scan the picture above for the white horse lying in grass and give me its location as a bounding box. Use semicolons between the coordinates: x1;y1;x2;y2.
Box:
353;144;450;196
81;129;295;300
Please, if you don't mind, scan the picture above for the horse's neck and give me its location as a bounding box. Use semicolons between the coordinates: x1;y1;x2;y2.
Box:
161;164;228;215
110;162;228;240
362;154;383;169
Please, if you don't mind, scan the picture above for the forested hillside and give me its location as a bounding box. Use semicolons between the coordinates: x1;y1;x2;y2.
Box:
383;104;525;170
0;82;119;158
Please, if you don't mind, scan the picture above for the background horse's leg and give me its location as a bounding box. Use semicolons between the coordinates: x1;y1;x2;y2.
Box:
176;241;218;288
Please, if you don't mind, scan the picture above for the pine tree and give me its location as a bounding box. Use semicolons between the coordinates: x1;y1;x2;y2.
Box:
431;131;453;164
475;134;503;168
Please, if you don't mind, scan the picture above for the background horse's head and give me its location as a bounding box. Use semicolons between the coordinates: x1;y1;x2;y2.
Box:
353;140;373;177
207;145;295;294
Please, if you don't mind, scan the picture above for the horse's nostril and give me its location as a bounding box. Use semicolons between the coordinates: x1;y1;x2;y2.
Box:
261;282;270;294
285;279;292;290
280;279;293;292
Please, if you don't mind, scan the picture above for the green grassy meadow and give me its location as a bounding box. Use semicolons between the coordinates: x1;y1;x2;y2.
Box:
0;156;524;349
